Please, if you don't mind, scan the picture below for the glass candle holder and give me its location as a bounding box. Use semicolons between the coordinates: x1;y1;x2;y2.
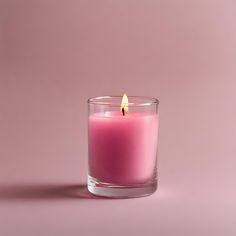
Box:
87;96;159;198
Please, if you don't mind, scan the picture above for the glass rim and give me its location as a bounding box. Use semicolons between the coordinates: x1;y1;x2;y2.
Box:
88;96;159;107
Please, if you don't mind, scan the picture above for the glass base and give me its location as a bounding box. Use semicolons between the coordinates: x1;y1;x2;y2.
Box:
87;175;157;198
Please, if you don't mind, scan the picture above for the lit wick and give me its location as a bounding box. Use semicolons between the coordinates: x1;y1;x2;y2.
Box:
121;94;128;116
122;107;125;116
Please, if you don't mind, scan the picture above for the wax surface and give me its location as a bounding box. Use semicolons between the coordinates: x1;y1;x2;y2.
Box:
88;112;158;185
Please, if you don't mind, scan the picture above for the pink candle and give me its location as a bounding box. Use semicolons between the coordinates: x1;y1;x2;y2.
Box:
88;112;158;185
87;95;159;198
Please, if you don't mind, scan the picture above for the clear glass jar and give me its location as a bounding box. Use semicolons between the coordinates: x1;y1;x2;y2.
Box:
88;96;159;198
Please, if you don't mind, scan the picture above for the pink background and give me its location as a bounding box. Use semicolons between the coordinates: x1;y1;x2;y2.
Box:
0;0;236;235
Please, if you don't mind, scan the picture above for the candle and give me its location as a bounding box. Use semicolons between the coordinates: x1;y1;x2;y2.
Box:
88;95;159;198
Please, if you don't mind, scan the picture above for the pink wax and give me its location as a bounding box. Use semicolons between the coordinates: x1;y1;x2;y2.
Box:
88;112;158;185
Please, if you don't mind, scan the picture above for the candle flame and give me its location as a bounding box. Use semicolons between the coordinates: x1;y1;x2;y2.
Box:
120;94;128;113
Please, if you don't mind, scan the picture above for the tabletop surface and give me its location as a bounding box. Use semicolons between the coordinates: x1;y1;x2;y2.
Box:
0;0;236;235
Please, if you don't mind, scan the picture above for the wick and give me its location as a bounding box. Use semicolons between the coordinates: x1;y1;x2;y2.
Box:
122;107;125;116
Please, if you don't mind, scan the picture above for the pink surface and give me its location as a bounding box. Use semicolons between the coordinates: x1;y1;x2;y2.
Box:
88;112;158;184
0;0;236;235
